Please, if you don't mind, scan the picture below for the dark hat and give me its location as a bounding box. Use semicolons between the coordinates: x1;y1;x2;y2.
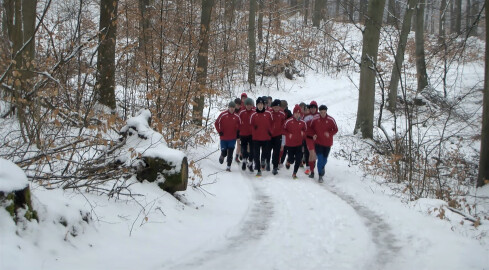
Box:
319;105;328;111
262;96;268;104
310;100;318;108
299;102;306;107
268;96;272;100
256;97;265;105
234;98;242;105
228;101;236;108
245;98;254;106
241;93;248;98
293;105;301;114
271;99;281;107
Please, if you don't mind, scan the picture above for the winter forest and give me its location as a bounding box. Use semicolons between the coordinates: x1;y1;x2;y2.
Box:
1;0;489;269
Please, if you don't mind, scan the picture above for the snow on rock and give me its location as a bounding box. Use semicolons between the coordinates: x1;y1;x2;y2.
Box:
119;109;186;172
0;158;28;192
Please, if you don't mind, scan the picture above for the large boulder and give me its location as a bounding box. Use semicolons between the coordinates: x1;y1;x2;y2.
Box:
0;158;38;223
118;109;188;193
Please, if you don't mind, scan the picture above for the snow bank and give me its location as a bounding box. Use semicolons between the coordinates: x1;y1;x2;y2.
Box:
0;158;28;192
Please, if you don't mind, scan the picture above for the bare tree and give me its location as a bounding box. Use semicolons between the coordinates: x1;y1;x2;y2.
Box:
354;0;387;139
96;0;119;110
478;0;489;188
455;0;462;35
388;0;417;112
312;0;325;27
192;0;214;126
415;1;429;92
248;0;257;85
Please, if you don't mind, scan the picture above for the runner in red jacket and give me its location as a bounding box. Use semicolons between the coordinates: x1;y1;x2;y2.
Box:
304;101;319;178
269;99;286;175
311;104;338;182
250;97;273;176
214;101;240;171
283;105;307;179
238;98;256;172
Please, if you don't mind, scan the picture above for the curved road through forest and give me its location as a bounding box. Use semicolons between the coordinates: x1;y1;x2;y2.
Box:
164;173;400;270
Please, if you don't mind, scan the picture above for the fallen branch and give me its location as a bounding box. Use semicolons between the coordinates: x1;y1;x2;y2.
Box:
447;206;481;225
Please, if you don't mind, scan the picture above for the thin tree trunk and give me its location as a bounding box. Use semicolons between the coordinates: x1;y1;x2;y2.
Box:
312;0;325;27
336;0;341;19
273;0;281;30
359;0;368;23
415;1;428;92
354;0;387;139
438;0;447;43
258;0;263;42
248;0;256;85
455;0;462;35
192;0;214;126
304;0;310;25
387;0;397;26
478;0;489;188
96;0;119;110
388;0;417;112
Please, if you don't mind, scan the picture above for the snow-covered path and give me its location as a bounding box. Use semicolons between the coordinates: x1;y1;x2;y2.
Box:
162;164;401;270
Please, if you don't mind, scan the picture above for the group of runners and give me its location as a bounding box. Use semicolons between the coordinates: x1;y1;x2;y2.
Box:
214;93;338;182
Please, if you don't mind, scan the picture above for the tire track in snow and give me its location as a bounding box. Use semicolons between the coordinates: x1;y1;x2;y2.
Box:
164;179;274;270
322;181;401;269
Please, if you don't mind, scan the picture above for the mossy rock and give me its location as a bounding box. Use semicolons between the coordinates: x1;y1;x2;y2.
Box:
136;156;188;194
0;186;38;223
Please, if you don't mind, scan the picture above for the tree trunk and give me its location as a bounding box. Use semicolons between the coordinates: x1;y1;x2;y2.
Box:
336;0;341;19
468;0;480;36
438;0;447;43
1;186;38;223
354;0;387;139
312;0;325;27
387;0;397;27
449;0;455;33
138;0;151;51
192;0;214;126
304;0;310;25
455;0;462;35
359;0;368;23
96;0;119;111
415;1;429;92
477;0;489;188
3;0;38;142
258;0;263;42
388;0;417;112
248;0;256;85
273;0;281;30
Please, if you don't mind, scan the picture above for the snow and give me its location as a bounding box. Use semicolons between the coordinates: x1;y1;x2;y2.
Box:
0;158;28;192
1;73;489;270
119;109;186;172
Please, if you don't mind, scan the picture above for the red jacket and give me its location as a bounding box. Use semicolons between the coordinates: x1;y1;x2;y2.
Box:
250;109;273;141
270;110;286;137
283;117;307;147
311;114;338;147
304;112;319;137
239;107;255;136
215;110;240;140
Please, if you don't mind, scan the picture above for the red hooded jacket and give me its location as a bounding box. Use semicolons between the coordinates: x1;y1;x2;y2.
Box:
215;110;240;140
270;110;286;137
311;114;338;147
250;108;273;141
283;117;307;147
239;107;255;136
